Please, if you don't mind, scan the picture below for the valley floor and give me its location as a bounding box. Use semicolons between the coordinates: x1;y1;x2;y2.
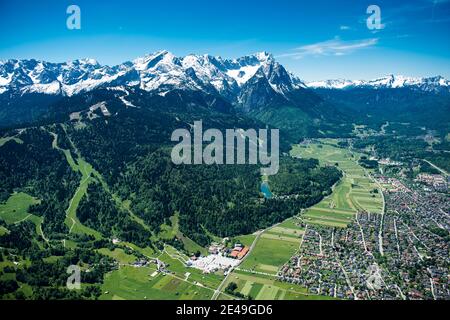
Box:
208;140;384;300
1;137;448;301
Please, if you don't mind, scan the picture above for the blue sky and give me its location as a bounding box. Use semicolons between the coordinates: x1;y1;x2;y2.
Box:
0;0;449;80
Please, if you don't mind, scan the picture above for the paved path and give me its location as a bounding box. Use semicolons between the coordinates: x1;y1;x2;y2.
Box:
422;159;448;176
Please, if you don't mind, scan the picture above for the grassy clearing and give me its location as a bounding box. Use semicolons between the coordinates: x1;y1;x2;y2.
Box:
267;226;304;238
63;156;102;239
97;248;138;264
0;136;23;147
0;226;8;236
0;193;46;240
157;213;207;256
122;242;157;258
260;233;301;243
0;192;40;224
232;234;256;247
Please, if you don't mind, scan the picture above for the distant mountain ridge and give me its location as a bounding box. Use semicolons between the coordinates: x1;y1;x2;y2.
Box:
306;75;450;92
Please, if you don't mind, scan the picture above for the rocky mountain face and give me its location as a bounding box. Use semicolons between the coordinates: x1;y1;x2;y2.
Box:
0;51;307;110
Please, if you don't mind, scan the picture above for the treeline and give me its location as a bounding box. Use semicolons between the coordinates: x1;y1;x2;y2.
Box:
270;157;341;195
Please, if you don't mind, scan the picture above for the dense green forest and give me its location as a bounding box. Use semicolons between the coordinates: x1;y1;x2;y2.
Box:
77;183;153;247
352;135;450;172
115;149;341;245
0;128;79;236
270;157;341;195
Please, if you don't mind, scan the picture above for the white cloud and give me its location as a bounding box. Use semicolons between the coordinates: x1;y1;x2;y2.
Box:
277;37;378;59
340;25;351;30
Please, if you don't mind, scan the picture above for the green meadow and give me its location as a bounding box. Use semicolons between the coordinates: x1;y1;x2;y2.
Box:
223;270;333;300
239;224;302;274
97;248;138;265
0;192;46;240
0;136;23;147
291;141;383;227
100;266;214;300
0;192;40;225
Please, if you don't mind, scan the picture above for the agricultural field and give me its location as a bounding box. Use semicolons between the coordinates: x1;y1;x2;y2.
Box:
100;265;215;300
222;270;332;300
291;141;383;227
239;223;303;274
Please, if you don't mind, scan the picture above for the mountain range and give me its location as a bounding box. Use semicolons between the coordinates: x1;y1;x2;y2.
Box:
0;51;449;138
2;51;449;101
306;75;450;92
0;51;304;101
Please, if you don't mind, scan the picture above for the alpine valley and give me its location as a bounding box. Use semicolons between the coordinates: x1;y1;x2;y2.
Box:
0;51;449;300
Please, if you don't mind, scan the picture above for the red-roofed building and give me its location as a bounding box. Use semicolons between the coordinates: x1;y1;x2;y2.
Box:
237;246;249;260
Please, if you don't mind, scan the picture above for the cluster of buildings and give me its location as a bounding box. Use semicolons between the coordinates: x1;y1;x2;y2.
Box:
376;176;411;193
416;173;448;192
278;176;449;300
188;253;240;274
187;241;250;274
377;158;403;166
229;245;249;260
206;242;249;260
205;242;249;260
279;215;400;300
382;189;449;299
